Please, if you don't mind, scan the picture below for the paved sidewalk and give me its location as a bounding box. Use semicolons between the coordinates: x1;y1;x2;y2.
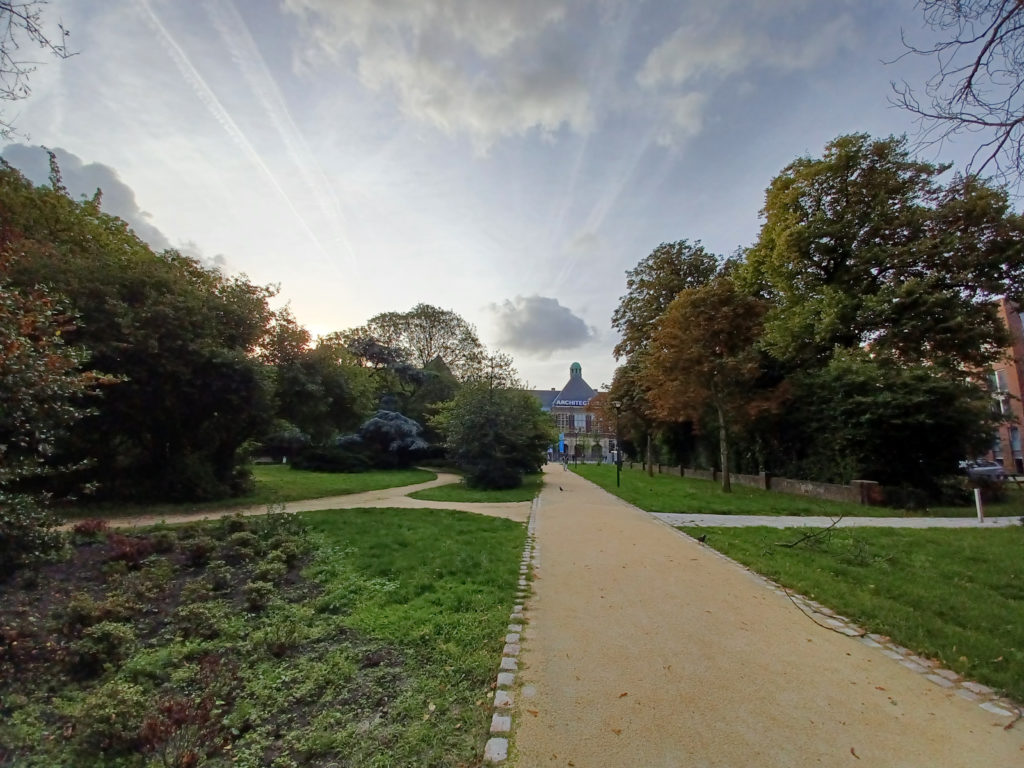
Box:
511;465;1023;767
654;512;1021;528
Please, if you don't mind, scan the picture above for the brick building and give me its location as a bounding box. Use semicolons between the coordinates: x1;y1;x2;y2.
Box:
528;362;616;460
988;298;1024;473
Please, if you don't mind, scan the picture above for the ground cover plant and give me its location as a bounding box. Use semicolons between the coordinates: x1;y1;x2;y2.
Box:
682;525;1024;702
0;507;525;766
61;465;436;520
572;464;896;517
408;473;544;503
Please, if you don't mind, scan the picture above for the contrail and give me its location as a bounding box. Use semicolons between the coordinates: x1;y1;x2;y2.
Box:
205;0;361;284
134;0;348;281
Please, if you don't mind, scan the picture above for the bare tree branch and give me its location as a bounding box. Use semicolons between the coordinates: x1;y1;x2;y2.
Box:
0;1;73;137
892;0;1024;188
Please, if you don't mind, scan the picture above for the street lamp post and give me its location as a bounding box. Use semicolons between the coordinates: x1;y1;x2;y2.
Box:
612;400;622;487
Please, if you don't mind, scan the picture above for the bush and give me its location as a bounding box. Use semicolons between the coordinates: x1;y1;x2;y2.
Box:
201;560;231;592
0;492;66;579
174;603;224;640
73;621;137;674
291;446;371;473
71;518;110;543
253;561;287;584
183;537;216;568
149;529;177;554
243;580;275;612
106;534;156;569
67;679;149;754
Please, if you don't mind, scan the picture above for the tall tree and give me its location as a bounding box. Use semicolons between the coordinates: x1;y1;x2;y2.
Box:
894;0;1024;186
742;133;1024;372
0;160;278;501
644;278;768;492
611;240;720;360
354;303;485;380
0;259;105;574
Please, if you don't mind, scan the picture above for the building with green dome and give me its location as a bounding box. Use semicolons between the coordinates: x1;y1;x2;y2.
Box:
527;362;616;460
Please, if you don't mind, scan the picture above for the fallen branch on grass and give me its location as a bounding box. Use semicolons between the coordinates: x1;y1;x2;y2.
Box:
776;515;844;548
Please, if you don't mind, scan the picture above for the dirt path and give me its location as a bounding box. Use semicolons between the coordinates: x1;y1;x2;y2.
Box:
512;464;1023;767
63;472;532;529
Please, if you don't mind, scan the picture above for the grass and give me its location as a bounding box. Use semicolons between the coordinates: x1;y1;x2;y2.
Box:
61;465;437;519
682;525;1024;702
1;507;526;766
408;473;544;503
572;463;898;517
929;485;1024;518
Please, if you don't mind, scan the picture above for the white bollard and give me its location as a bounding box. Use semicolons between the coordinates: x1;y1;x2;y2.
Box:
974;487;984;523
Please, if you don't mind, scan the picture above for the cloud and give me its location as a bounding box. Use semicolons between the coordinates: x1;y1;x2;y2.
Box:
282;0;592;150
490;295;597;357
1;143;173;251
637;10;857;146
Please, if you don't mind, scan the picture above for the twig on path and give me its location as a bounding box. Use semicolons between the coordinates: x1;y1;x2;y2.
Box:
782;587;866;637
1004;704;1022;731
776;515;844;549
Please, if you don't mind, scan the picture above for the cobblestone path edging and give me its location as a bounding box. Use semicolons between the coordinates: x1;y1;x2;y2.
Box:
668;523;1023;723
482;495;538;763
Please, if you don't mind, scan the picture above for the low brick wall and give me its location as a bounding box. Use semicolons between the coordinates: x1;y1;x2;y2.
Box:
770;476;860;504
676;468;881;505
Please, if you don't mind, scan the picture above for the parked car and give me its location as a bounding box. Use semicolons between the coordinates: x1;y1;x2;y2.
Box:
960;459;1007;482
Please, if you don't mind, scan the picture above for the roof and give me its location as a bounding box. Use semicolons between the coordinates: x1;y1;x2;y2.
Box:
527;363;597;410
528;389;559;411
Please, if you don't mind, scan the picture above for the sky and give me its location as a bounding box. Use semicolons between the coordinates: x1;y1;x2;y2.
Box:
0;0;998;390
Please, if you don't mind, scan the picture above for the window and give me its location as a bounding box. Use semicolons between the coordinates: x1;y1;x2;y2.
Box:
555;413;572;430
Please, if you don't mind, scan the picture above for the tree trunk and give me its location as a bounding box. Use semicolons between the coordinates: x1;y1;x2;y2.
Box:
716;401;731;492
646;432;654;477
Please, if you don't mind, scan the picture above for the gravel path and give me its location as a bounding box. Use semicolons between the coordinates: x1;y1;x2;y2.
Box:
510;465;1023;767
64;472;532;529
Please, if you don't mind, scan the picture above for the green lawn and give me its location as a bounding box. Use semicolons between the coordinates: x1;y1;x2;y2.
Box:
62;465;437;519
683;525;1024;702
408;473;544;503
572;463;897;517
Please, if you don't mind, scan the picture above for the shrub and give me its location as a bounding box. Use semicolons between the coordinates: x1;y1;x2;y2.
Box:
205;561;232;592
174;603;224;641
183;537;216;568
243;580;275;612
292;445;372;473
219;513;249;535
179;579;214;604
149;529;177;554
106;534;156;569
72;518;110;543
226;531;260;552
0;492;66;579
67;679;149;754
253;621;305;658
72;621;137;674
253;561;287;584
60;592;102;633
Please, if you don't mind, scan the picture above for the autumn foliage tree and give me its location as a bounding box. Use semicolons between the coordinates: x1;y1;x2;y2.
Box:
644;278;768;492
0;257;104;575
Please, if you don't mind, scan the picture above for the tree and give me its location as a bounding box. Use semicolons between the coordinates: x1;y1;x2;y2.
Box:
0;1;72;136
262;313;373;447
0;160;278;501
778;350;996;489
893;0;1024;186
0;261;104;575
611;240;720;360
433;381;555;489
644;278;768;492
352;304;485;380
742;133;1024;373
